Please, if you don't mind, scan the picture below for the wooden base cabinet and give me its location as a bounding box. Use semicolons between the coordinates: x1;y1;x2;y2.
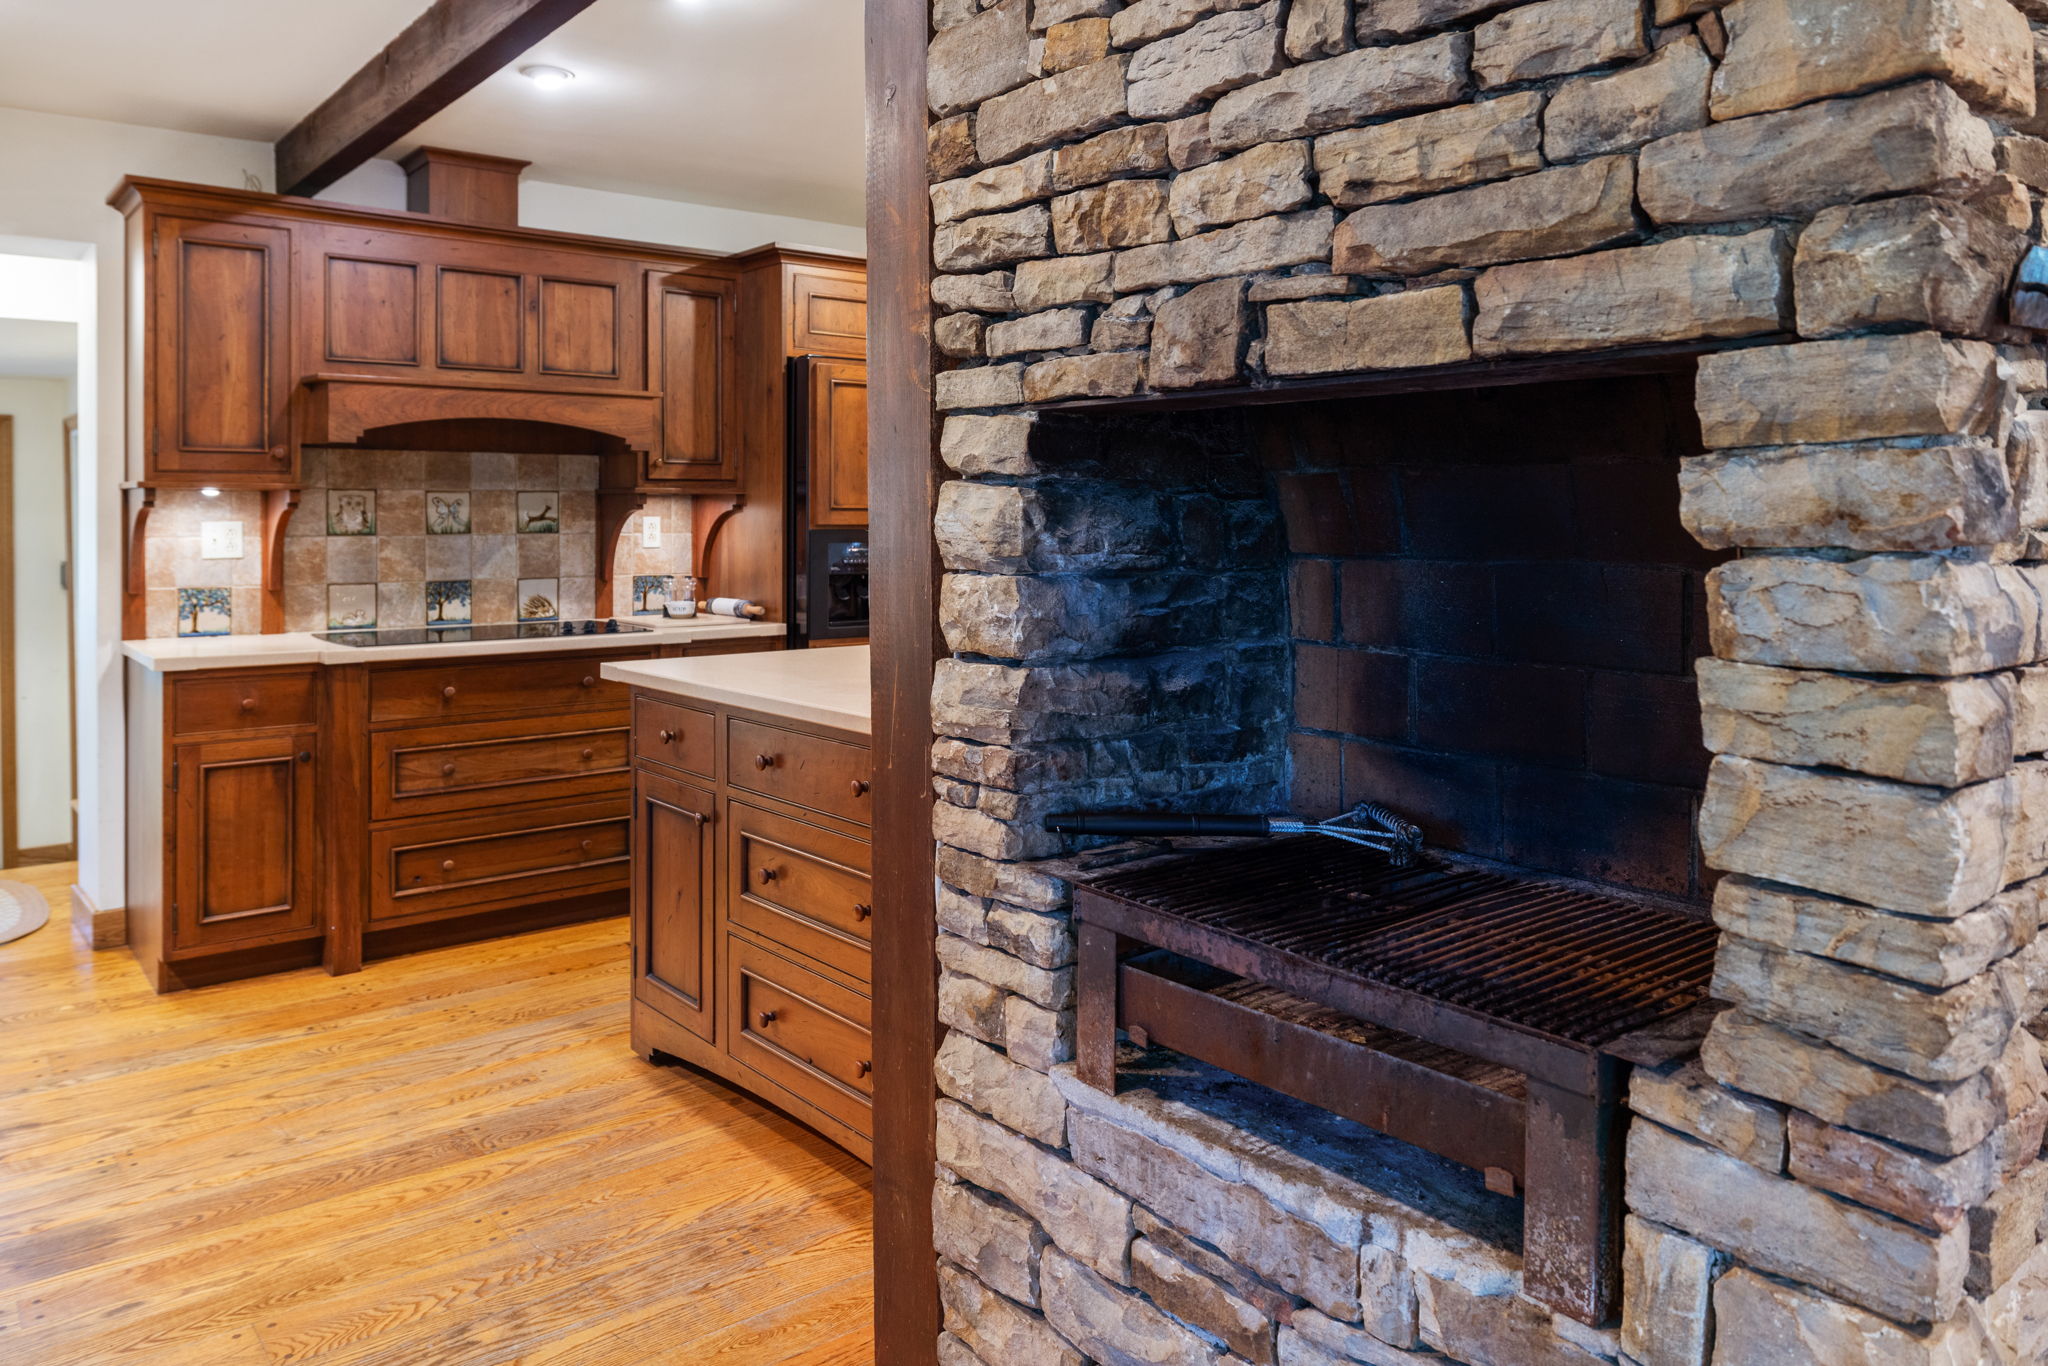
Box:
626;688;875;1161
126;639;778;993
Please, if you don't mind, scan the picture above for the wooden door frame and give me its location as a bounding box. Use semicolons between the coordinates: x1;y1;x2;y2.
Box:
866;0;943;1361
0;414;14;866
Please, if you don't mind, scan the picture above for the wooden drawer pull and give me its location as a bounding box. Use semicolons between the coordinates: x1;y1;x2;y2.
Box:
442;762;457;777
849;779;870;798
657;728;676;744
752;753;776;771
683;809;705;826
580;839;594;854
441;685;457;700
758;1009;777;1027
855;1060;872;1078
581;747;595;760
441;859;456;871
581;675;596;688
756;866;779;885
299;751;312;764
852;903;872;921
240;697;257;712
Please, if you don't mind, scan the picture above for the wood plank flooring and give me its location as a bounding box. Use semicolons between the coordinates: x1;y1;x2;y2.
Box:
0;866;875;1365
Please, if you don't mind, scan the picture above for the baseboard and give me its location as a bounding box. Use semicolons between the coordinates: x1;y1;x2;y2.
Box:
70;883;126;950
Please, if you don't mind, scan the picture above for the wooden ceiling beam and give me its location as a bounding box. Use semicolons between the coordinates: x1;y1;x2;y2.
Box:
276;0;597;198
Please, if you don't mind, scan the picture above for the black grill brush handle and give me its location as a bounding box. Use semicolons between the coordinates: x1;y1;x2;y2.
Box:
1042;812;1274;838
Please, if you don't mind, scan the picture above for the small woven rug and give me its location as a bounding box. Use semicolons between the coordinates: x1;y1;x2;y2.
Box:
0;879;51;945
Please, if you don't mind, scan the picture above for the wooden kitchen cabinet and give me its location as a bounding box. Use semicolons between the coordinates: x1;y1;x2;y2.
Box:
644;266;740;488
143;215;294;485
787;266;868;358
170;729;320;952
627;688;874;1160
798;356;869;527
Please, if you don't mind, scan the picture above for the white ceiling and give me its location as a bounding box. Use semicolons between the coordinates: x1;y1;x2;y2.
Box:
0;0;867;226
0;319;79;379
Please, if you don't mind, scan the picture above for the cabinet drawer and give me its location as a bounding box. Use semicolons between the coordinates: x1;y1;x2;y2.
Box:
172;670;320;736
634;695;715;779
726;718;871;825
728;802;871;986
368;652;651;724
371;711;630;821
725;936;872;1137
370;799;629;924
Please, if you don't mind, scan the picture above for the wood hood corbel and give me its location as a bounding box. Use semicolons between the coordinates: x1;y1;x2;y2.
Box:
295;374;661;456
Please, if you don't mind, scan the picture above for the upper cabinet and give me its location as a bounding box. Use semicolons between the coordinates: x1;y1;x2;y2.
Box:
788;266;867;358
800;357;869;527
143;215;294;485
644;266;740;488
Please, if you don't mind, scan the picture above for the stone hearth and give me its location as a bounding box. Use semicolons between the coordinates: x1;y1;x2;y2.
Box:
921;1;2048;1362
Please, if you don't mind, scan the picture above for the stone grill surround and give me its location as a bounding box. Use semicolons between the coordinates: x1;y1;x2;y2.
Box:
923;0;2048;1363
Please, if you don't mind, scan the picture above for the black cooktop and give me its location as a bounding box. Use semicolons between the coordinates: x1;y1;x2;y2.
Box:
315;619;656;648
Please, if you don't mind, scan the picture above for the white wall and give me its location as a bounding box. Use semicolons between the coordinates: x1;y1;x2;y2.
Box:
0;105;274;910
0;373;77;851
316;157;867;254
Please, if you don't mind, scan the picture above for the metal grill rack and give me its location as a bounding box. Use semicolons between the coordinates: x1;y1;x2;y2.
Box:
1073;838;1719;1326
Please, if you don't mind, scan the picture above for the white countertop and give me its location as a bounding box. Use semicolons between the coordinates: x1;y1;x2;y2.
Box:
603;645;870;736
122;618;786;671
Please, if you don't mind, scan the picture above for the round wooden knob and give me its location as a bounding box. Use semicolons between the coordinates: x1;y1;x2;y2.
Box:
581;747;595;760
581;839;594;853
270;445;288;463
240;698;257;711
442;763;457;776
752;753;774;771
581;675;596;688
442;685;457;700
852;903;872;921
658;729;675;744
298;751;312;764
849;779;870;798
757;866;778;885
758;1010;777;1027
855;1060;872;1078
441;859;456;871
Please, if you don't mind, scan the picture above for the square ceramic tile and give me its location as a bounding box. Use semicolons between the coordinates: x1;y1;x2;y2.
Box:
425;579;473;626
327;535;378;583
379;489;425;537
425;451;472;486
379;581;426;629
473;452;518;489
559;576;596;620
284;583;326;633
426;491;472;535
425;534;473;580
517;535;561;577
631;575;673;616
516;490;560;534
517;578;560;622
561;455;600;490
472;579;516;625
175;587;232;637
327;489;376;536
378;536;426;582
471;490;516;534
517;452;558;486
472;534;518;581
327;583;377;630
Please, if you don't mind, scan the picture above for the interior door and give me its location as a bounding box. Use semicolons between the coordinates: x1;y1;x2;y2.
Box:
632;764;717;1040
801;357;868;528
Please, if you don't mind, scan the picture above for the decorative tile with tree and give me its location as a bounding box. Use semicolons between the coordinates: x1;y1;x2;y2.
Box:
176;587;231;637
632;575;674;615
425;579;472;625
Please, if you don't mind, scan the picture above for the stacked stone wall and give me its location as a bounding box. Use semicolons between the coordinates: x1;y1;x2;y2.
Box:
922;0;2048;1361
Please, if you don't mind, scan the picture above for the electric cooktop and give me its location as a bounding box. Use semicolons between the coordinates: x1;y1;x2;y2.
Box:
314;619;656;648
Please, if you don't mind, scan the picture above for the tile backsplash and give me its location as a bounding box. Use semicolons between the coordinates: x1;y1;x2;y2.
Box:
141;449;696;637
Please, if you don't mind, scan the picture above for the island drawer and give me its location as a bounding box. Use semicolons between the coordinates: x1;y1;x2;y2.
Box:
725;936;873;1137
369;652;653;724
727;801;871;985
172;669;320;736
633;695;716;779
369;798;630;924
726;717;871;825
370;711;631;821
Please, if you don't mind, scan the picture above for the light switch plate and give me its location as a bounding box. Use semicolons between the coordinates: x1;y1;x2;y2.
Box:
641;516;662;549
200;521;243;560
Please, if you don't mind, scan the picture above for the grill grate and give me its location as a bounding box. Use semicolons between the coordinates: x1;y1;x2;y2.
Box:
1085;839;1716;1049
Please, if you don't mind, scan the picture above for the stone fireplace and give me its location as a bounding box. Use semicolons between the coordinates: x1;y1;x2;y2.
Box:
919;0;2048;1362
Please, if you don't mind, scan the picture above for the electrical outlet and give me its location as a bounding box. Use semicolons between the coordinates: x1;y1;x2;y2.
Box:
200;521;243;560
641;516;662;549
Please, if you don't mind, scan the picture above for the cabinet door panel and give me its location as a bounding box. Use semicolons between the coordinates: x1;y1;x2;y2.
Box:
788;267;867;357
540;278;620;378
803;358;868;528
633;766;716;1041
152;217;291;477
171;732;318;951
324;257;420;365
437;268;524;371
647;269;738;486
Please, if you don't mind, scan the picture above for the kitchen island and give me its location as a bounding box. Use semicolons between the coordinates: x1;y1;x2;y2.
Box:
601;646;874;1159
123;618;785;991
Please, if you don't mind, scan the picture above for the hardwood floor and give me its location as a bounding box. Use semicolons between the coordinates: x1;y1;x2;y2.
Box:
0;866;874;1365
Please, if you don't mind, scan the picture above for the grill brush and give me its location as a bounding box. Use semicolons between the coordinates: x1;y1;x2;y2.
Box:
1044;803;1424;865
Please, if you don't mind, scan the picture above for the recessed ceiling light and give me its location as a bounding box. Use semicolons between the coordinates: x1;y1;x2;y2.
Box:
519;64;576;90
199;487;221;498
